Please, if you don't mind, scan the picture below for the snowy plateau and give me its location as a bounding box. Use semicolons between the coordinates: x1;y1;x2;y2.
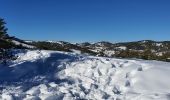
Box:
0;50;170;100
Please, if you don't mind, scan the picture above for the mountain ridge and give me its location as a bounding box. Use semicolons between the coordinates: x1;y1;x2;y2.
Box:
1;36;170;62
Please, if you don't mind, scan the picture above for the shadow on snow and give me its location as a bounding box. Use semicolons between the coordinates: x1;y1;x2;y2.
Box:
0;52;79;91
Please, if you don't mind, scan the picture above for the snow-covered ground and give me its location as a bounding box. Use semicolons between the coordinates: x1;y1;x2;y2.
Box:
0;50;170;100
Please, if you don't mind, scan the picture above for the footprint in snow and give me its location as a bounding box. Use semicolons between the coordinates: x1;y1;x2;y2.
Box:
138;63;152;71
106;58;110;61
137;67;143;71
119;61;129;68
113;85;122;95
112;64;116;68
125;70;137;78
125;80;131;87
125;71;138;86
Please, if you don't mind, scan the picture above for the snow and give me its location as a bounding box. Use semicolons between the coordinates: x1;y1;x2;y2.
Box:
46;40;63;45
70;49;81;54
12;40;35;49
24;40;33;43
116;46;127;50
104;50;115;57
15;50;50;61
90;48;102;53
0;50;170;100
156;43;162;47
156;52;163;56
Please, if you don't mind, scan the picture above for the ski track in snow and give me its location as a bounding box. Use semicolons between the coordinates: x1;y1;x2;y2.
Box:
0;50;170;100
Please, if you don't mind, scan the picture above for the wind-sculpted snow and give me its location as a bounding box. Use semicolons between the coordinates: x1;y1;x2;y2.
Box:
0;50;170;100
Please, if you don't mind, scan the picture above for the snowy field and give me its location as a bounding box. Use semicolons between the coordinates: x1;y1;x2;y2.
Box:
0;50;170;100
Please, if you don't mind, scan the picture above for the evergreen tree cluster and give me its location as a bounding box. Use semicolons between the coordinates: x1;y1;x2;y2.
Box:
0;18;13;48
0;18;8;38
0;18;15;64
114;49;170;62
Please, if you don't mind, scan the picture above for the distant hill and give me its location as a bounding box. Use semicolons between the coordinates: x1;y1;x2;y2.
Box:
1;36;170;62
24;40;170;62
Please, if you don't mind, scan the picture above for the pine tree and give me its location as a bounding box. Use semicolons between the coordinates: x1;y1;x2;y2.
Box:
0;18;8;39
0;18;14;65
0;18;13;49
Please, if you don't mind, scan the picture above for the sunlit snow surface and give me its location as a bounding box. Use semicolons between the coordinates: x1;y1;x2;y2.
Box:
0;50;170;100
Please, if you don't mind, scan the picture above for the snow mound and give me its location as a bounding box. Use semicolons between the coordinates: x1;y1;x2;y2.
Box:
15;50;50;61
0;50;170;100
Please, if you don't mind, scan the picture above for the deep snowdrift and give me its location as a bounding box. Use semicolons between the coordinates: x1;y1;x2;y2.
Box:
0;50;170;100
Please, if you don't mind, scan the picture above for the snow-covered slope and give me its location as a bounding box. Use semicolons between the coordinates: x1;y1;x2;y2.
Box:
0;50;170;100
12;40;35;49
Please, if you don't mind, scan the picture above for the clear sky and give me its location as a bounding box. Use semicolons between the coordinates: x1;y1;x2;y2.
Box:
0;0;170;43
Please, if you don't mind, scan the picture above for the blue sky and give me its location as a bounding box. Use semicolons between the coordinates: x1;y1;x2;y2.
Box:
0;0;170;43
